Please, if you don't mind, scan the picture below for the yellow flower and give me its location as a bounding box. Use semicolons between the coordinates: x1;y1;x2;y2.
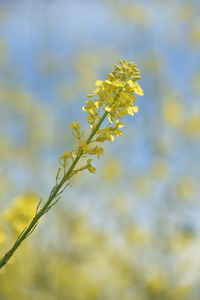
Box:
70;121;82;139
96;128;115;142
88;146;104;159
133;82;144;96
86;159;96;173
95;80;103;86
128;80;144;95
127;105;139;116
59;151;72;160
82;100;97;114
70;121;80;131
115;120;124;128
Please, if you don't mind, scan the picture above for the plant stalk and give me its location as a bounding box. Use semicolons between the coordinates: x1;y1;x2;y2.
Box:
0;111;108;269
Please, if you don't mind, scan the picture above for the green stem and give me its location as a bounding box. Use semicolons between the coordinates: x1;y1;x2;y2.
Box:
0;111;108;269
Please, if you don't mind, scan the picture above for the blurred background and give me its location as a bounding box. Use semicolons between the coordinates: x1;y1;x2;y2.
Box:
0;0;200;299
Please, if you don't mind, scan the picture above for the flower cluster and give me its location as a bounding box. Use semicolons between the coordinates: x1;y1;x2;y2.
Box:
59;60;143;176
83;59;143;127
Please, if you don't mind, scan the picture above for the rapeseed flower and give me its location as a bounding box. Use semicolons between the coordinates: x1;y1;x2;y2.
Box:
60;59;143;175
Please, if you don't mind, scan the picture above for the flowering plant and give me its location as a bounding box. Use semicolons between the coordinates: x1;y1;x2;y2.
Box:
0;60;143;268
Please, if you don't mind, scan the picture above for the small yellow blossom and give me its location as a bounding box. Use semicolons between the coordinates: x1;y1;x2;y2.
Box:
95;80;103;86
77;140;104;159
96;128;115;142
89;146;104;159
59;151;72;160
86;159;96;173
70;121;81;139
116;120;124;128
70;121;80;131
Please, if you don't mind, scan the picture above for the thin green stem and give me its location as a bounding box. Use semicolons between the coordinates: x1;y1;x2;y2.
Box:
0;111;108;269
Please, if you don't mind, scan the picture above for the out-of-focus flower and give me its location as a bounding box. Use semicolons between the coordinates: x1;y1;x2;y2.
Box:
4;194;38;234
